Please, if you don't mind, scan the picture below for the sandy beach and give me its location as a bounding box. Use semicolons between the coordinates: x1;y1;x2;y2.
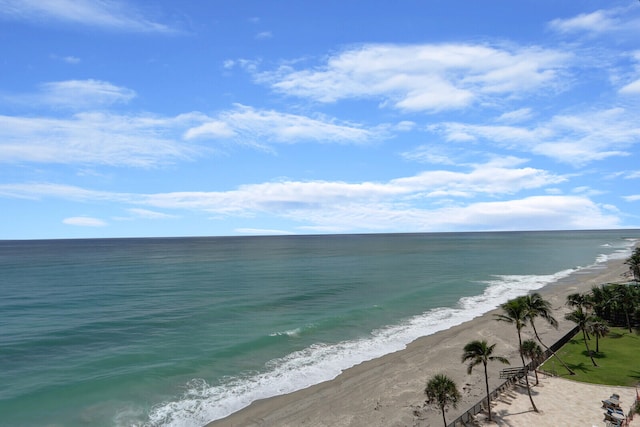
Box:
208;256;633;427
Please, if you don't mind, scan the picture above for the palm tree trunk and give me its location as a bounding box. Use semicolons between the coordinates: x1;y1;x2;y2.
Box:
531;323;575;375
595;335;600;353
625;310;632;333
483;363;492;421
582;327;598;367
517;329;538;412
441;405;447;427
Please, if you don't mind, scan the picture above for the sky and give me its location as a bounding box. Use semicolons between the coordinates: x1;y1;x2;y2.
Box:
1;0;640;240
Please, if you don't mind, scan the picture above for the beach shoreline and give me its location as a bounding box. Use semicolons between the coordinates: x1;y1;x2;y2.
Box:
208;255;632;427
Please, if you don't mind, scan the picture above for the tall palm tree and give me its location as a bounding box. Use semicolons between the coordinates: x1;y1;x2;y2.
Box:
521;339;543;385
566;292;593;339
587;317;609;353
566;292;593;314
624;247;640;282
610;284;638;333
522;292;575;375
425;374;461;427
461;340;510;422
590;284;614;320
495;296;539;412
565;309;598;367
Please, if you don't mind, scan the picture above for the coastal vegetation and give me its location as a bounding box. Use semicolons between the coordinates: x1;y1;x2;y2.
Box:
522;292;575;375
565;308;598;367
461;340;509;422
423;248;640;424
521;339;543;385
550;327;640;386
495;296;540;412
625;247;640;282
424;374;461;427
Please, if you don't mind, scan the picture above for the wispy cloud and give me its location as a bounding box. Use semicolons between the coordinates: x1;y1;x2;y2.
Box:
255;31;272;40
0;0;176;33
548;6;640;36
253;43;571;112
0;100;384;167
184;104;384;145
63;216;107;227
50;54;81;64
0;159;571;232
0;112;203;167
619;79;640;95
6;79;137;109
429;107;640;166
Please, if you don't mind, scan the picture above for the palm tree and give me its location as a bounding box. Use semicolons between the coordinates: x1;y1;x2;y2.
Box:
495;296;539;412
566;292;593;314
565;309;598;367
522;292;575;376
461;340;510;422
521;339;543;385
425;374;461;427
590;284;614;320
624;247;640;282
610;284;639;333
566;292;593;339
587;317;609;353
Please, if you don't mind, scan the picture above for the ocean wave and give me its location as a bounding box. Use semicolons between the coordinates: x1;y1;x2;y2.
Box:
141;240;638;427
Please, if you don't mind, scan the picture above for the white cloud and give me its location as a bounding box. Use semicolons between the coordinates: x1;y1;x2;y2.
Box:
127;208;177;219
401;145;459;165
262;195;619;232
430;108;640;166
0;112;205;167
25;79;136;109
0;159;564;216
184;121;236;140
0;182;125;201
3;79;137;109
63;216;107;227
0;102;384;167
496;108;533;123
619;79;640;95
255;31;272;40
548;10;617;34
623;195;640;202
255;43;571;112
548;7;640;36
2;153;621;232
0;0;175;33
184;104;382;145
50;54;81;64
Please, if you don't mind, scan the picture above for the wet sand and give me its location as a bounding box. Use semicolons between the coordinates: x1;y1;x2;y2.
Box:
208;256;631;427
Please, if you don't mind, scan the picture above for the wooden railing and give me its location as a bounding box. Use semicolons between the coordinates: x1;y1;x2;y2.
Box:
446;325;580;427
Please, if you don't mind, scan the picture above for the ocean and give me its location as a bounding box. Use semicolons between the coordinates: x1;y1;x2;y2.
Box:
1;230;638;427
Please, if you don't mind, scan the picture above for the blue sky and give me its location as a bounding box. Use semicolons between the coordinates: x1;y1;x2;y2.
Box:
1;0;639;239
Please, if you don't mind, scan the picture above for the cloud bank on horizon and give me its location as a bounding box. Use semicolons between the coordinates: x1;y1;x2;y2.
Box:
1;0;639;239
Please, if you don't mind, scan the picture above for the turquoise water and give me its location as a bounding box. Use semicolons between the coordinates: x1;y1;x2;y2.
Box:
1;230;638;426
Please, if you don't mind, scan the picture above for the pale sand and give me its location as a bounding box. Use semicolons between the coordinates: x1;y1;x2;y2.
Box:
483;374;639;427
208;256;634;427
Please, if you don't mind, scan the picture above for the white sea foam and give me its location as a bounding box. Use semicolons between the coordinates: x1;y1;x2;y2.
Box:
269;327;302;338
142;240;638;427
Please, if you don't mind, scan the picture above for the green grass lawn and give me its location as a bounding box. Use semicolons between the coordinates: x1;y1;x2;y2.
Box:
540;327;640;386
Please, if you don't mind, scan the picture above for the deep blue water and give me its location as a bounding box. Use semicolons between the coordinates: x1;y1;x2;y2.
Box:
1;230;638;426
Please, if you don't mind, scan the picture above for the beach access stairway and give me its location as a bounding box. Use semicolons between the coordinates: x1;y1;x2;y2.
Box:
446;325;580;427
498;367;527;379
